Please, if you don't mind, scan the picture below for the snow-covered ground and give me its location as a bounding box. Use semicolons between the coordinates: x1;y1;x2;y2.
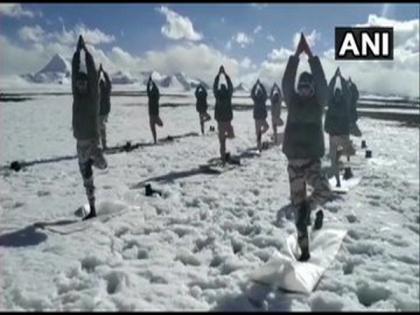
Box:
0;93;419;311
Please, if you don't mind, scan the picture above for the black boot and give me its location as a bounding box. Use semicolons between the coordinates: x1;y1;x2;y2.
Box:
343;167;353;180
296;201;310;261
314;209;324;231
83;201;97;220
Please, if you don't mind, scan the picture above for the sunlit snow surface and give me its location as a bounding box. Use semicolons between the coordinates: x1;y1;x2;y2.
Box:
0;91;418;311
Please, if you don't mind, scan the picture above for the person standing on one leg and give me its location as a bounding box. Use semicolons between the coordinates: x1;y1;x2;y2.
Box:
213;65;234;164
251;79;269;153
325;67;354;187
195;83;211;135
98;64;112;150
270;83;284;144
282;33;331;261
147;76;163;144
72;35;108;221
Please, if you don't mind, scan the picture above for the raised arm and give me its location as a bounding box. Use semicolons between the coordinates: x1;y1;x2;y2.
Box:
153;82;160;99
147;79;152;96
195;85;200;98
251;82;258;100
282;56;299;106
270;83;277;98
309;56;328;108
225;74;233;96
328;69;339;97
71;50;80;95
213;74;220;96
352;82;359;102
85;49;98;92
341;76;352;108
104;70;111;91
260;82;267;99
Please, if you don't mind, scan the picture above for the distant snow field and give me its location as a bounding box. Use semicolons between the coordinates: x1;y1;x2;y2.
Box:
0;93;418;311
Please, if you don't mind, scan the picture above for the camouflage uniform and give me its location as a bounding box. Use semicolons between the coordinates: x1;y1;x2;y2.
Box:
213;72;234;161
72;48;107;206
282;55;332;210
325;74;356;175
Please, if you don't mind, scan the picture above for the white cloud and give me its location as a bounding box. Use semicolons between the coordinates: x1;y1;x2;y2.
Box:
4;25;237;83
253;25;262;34
251;15;419;98
144;43;239;82
18;25;45;42
293;29;321;49
0;3;35;18
233;32;253;48
2;13;417;98
267;35;275;43
250;3;269;10
268;48;293;61
0;23;116;76
357;14;419;52
0;35;46;75
157;6;202;41
240;57;252;69
54;24;115;46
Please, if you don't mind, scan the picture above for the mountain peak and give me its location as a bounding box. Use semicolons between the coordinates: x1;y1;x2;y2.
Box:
39;54;70;74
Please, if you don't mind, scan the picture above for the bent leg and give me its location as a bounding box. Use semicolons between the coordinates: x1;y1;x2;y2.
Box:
287;159;308;207
261;119;269;134
305;159;332;210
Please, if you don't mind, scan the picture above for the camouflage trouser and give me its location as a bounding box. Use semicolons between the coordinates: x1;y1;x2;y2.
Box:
255;119;269;135
271;116;284;128
199;111;211;123
217;121;235;161
77;139;108;204
329;135;355;175
287;158;331;209
99;115;108;149
150;115;163;127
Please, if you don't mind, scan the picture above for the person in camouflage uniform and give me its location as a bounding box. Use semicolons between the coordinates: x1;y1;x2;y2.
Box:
270;83;284;144
251;79;269;152
282;33;331;261
213;65;235;164
325;67;355;187
72;35;107;220
147;76;164;144
195;83;211;135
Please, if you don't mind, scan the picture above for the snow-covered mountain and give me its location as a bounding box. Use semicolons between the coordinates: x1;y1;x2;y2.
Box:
19;55;214;92
21;54;71;84
140;71;209;91
110;71;137;85
234;82;249;93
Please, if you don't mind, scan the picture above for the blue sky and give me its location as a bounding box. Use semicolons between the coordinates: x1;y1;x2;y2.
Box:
1;3;418;64
0;3;419;96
